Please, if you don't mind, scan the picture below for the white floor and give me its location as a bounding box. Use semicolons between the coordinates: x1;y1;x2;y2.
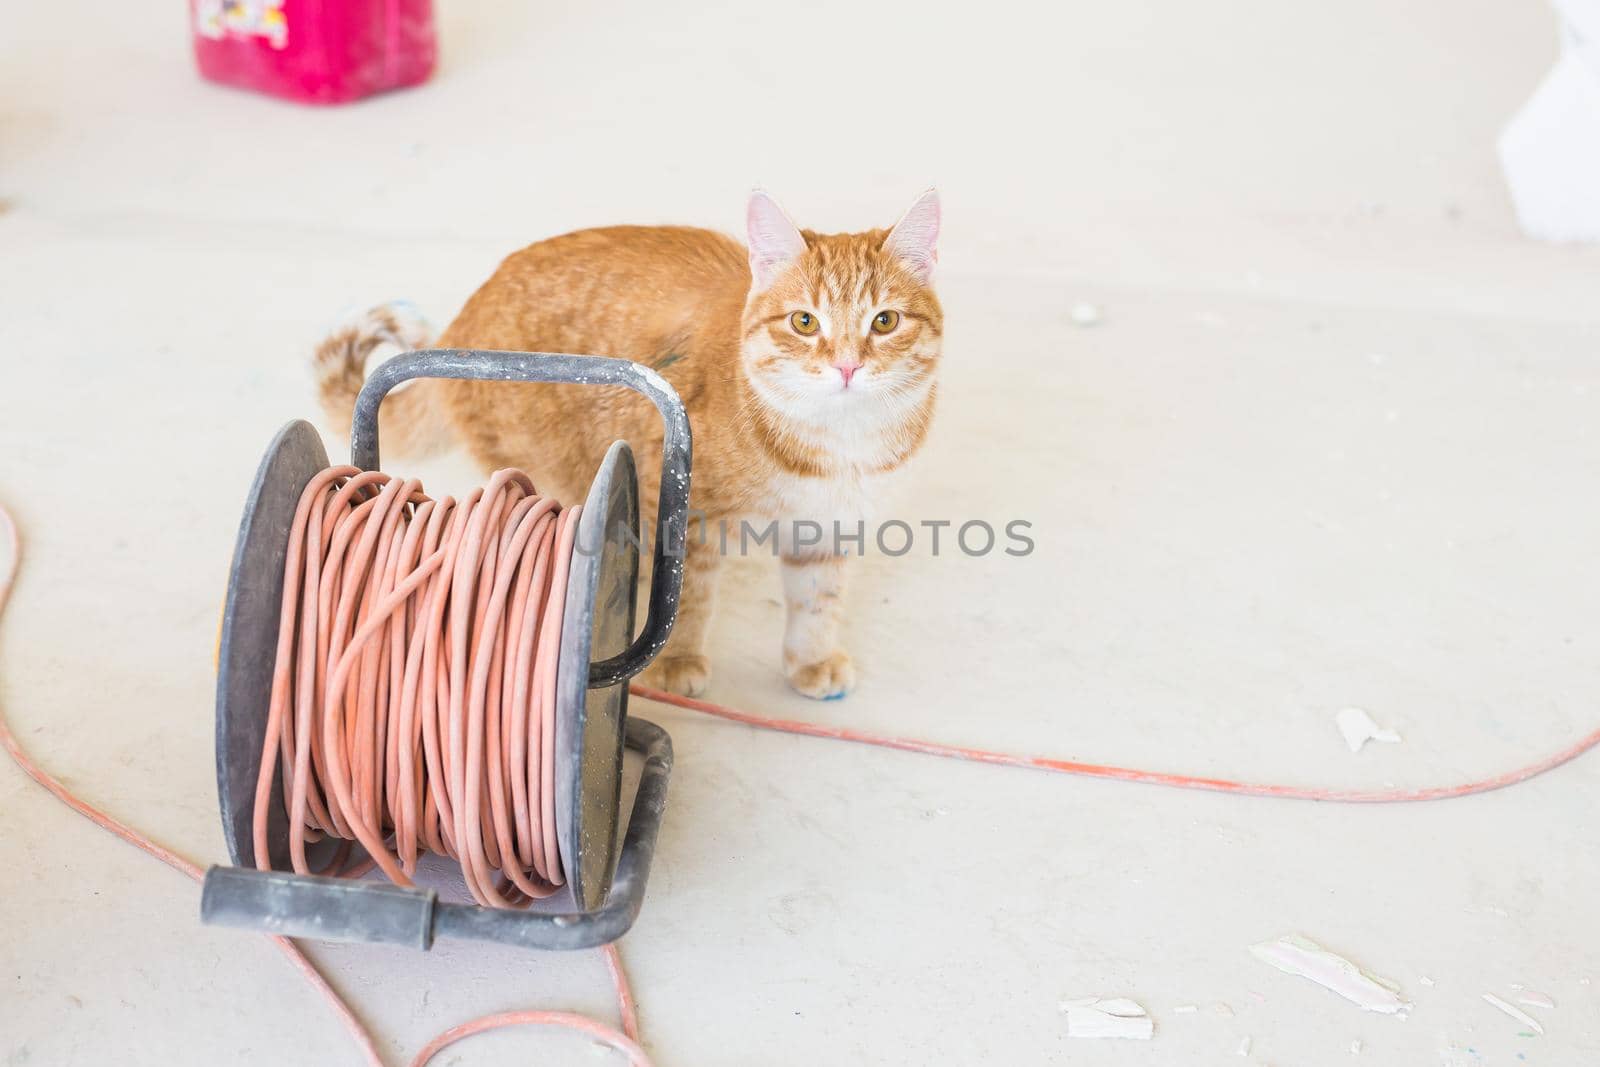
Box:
3;2;1600;1064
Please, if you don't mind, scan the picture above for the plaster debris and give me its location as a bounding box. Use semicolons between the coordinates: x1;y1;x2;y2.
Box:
1250;934;1412;1016
1175;1004;1198;1014
1351;1038;1364;1053
1482;993;1545;1034
1214;1003;1235;1017
1236;1036;1252;1056
1420;976;1436;987
1335;707;1402;753
1516;991;1556;1010
1068;302;1103;327
1059;997;1153;1039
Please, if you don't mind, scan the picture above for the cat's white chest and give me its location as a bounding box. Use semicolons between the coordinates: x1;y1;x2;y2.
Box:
739;383;931;556
754;468;901;557
770;471;881;523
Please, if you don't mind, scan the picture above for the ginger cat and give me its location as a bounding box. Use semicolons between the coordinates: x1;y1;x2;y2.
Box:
313;190;943;699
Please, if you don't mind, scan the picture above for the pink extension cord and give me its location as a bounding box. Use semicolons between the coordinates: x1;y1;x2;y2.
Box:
3;499;1599;1064
259;466;585;904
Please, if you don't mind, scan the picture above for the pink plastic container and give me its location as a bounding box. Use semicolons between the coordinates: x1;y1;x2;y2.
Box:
191;0;436;105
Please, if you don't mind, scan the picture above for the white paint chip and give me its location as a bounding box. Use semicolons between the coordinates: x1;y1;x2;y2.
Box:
1419;976;1436;987
1351;1038;1364;1053
1335;707;1401;753
1236;1035;1252;1056
1482;992;1545;1034
1250;934;1411;1016
1059;997;1153;1039
1175;1004;1198;1014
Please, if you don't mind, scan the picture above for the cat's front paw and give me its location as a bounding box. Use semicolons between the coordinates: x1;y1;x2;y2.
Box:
646;653;712;697
785;650;856;700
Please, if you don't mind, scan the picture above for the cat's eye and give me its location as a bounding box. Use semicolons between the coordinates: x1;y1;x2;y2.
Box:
871;310;900;334
790;311;820;336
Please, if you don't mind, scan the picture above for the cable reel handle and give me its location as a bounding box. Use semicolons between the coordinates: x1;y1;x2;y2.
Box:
349;348;692;687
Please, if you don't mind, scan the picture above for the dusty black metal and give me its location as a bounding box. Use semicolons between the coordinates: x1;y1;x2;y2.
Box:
349;348;692;688
206;349;684;951
201;866;438;949
214;418;329;870
559;440;638;913
200;719;672;951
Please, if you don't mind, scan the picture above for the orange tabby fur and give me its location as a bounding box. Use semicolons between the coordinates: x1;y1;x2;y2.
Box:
314;191;943;698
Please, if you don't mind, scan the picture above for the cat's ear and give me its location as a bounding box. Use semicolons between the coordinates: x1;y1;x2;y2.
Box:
883;188;941;282
746;189;807;289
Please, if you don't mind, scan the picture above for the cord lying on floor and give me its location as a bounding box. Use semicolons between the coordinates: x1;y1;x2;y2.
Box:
629;685;1600;803
3;501;1599;1065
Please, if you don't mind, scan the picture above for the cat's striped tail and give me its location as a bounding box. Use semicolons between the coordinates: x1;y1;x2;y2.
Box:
312;300;450;459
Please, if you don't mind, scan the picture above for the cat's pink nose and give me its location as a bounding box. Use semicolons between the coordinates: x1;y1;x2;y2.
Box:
834;363;860;387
